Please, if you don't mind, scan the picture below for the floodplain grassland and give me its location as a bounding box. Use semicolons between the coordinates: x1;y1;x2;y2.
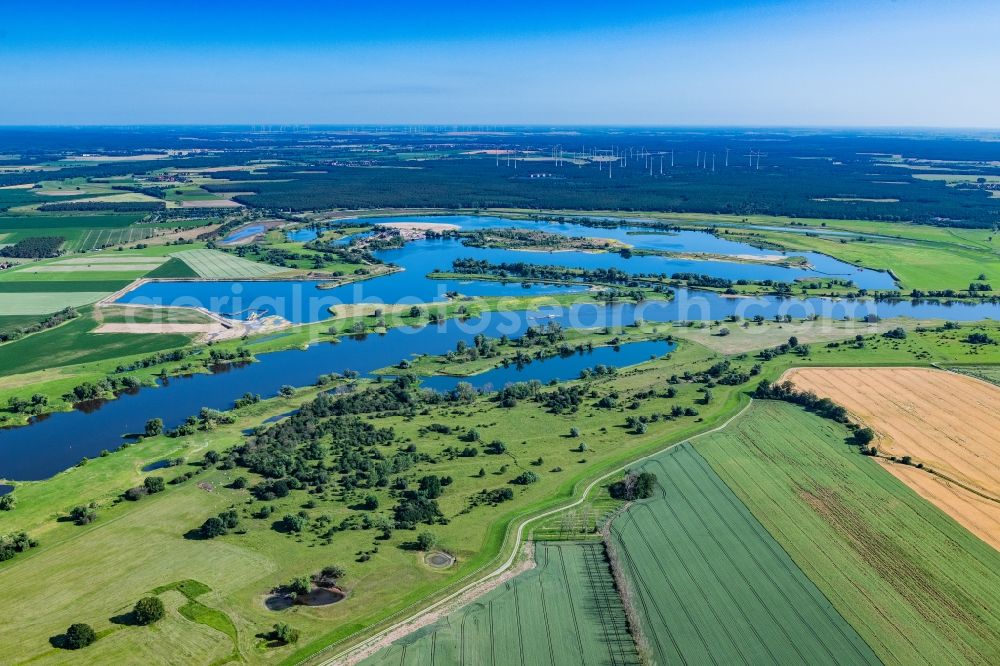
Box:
0;340;749;665
609;442;878;666
713;225;1000;292
359;541;639;666
696;400;1000;666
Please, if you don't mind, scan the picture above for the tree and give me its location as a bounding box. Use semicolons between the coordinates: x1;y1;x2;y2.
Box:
854;427;875;446
287;576;311;596
280;514;306;533
199;516;227;539
133;596;165;625
279;385;295;397
569;427;580;438
270;623;300;644
788;336;799;348
0;494;15;511
143;476;165;494
144;418;163;437
69;504;97;525
511;471;539;485
418;475;442;498
363;494;379;510
416;531;438;551
610;471;658;500
62;623;97;649
319;565;346;582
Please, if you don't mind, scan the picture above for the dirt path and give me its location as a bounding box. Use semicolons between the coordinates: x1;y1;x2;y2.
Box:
333;542;536;666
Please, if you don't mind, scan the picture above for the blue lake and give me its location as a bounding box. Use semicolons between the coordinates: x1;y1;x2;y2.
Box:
0;305;662;480
119;214;898;323
5;214;1000;481
221;224;266;244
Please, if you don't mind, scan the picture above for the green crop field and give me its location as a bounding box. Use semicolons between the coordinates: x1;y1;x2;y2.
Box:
0;292;112;315
0;212;151;251
609;441;878;665
0;279;112;296
696;400;1000;665
145;257;200;278
0;312;193;376
361;541;639;666
173;249;289;278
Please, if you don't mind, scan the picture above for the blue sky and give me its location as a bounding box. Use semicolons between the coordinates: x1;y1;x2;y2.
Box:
1;0;998;127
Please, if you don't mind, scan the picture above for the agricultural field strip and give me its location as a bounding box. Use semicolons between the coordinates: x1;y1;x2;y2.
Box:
32;263;163;272
56;257;167;265
610;443;877;665
699;402;1000;665
0;292;110;315
172;249;287;278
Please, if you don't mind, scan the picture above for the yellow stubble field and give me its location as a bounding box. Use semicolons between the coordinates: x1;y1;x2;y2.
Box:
785;366;1000;550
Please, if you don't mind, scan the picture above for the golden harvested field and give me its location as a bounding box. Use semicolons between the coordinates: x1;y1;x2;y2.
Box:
785;366;1000;549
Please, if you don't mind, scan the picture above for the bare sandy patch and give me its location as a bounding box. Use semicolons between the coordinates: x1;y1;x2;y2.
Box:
56;257;166;265
34;189;93;196
785;366;1000;549
376;221;459;232
94;323;225;335
32;262;161;273
60;153;172;162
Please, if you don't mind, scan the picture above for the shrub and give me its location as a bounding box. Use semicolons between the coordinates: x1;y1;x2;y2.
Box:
62;623;97;650
269;622;300;645
69;505;97;526
416;531;438;551
510;471;539;485
133;596;165;625
280;514;306;533
853;427;875;445
319;565;346;581
144;418;164;437
609;471;658;500
199;516;227;539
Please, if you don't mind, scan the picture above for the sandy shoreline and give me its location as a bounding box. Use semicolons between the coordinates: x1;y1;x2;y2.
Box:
376;221;460;232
